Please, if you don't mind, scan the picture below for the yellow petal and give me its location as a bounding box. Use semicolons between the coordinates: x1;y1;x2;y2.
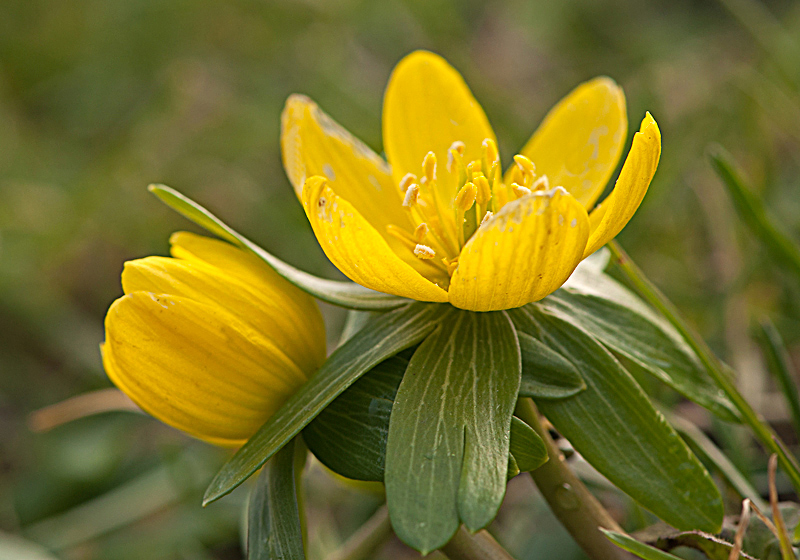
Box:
282;94;412;233
103;292;308;446
513;77;627;209
383;51;496;185
583;113;661;258
449;188;590;311
167;231;326;373
303;176;449;302
122;238;325;377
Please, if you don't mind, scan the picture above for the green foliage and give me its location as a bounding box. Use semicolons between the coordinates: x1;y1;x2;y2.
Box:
512;306;724;534
518;332;586;399
384;311;521;553
303;358;547;483
601;530;684;560
247;440;306;560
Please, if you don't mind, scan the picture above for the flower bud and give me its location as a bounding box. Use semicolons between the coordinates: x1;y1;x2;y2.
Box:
101;232;326;446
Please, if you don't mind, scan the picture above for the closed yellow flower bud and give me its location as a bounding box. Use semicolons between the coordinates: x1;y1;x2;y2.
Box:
101;232;326;446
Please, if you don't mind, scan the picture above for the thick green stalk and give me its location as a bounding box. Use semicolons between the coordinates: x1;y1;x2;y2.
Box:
515;399;628;560
440;527;515;560
607;240;800;496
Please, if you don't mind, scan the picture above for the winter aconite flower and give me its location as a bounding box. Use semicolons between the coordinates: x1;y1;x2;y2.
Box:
102;232;326;446
282;51;660;311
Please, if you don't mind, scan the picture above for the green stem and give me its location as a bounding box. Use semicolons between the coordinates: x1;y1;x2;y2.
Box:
440;527;515;560
326;505;392;560
608;240;800;496
515;399;628;560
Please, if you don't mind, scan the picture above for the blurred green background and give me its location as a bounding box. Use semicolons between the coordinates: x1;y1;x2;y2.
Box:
3;0;800;558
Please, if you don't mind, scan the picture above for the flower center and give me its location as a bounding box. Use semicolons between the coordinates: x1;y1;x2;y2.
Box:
386;139;552;280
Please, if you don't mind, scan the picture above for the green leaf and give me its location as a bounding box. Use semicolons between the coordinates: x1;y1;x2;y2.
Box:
601;530;683;560
635;525;758;560
203;302;451;505
758;319;800;437
518;332;585;399
545;280;738;421
303;356;408;481
149;184;407;310
511;306;724;534
709;147;800;282
247;439;306;560
384;310;521;553
304;361;546;482
665;410;768;511
508;416;548;473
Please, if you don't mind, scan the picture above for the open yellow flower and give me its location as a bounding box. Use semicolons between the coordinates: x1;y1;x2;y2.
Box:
102;232;326;446
282;50;660;312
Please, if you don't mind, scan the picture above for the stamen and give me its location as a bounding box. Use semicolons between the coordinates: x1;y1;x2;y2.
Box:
466;160;481;177
414;244;436;259
443;256;459;275
403;183;420;207
482;139;498;167
474;175;491;205
514;154;536;174
414;222;429;242
399;173;417;193
386;224;417;249
423;152;437;183
493;183;509;210
511;183;532;198
531;175;550;191
480;211;493;225
455;182;477;211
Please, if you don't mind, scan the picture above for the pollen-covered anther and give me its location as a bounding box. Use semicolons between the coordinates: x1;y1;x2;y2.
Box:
531;175;550;191
482;138;498;166
511;183;532;198
422;152;437;183
514;154;536;175
399;173;418;193
474;175;491;205
455;182;477;211
402;183;420;207
413;244;436;259
446;141;465;173
414;222;429;242
480;211;493;225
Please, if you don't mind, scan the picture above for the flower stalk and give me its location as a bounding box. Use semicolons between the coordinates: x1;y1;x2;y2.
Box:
515;399;628;560
440;527;516;560
608;240;800;496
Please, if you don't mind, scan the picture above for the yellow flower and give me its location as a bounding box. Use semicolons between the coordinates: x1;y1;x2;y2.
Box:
281;51;661;312
101;232;326;446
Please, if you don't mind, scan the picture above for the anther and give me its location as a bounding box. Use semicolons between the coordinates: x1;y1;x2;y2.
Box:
403;183;420;207
482;139;498;165
480;211;494;225
399;173;418;193
455;182;477;211
531;175;550;191
447;141;466;173
474;175;491;205
466;160;482;177
423;152;437;183
511;183;532;198
414;244;436;259
514;154;536;174
443;256;459;275
414;222;429;242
